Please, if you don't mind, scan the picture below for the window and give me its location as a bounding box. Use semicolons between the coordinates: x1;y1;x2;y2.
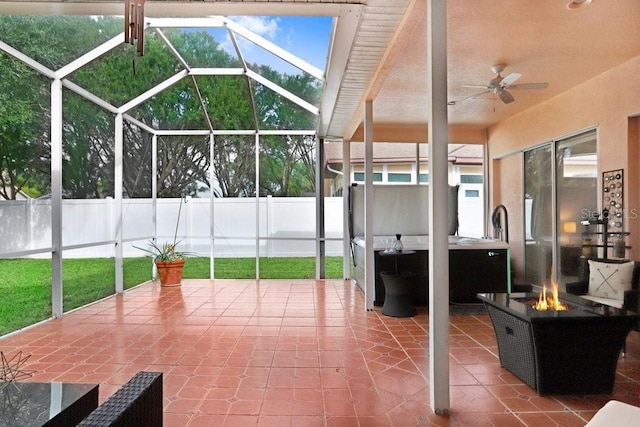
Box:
465;190;479;198
419;173;429;183
461;175;483;184
388;173;411;183
353;172;382;182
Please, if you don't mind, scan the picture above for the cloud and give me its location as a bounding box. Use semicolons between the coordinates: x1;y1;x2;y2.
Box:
219;16;282;61
232;16;280;40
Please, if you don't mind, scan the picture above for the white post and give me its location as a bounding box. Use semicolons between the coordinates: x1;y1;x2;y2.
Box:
316;136;325;279
51;78;63;318
364;100;375;311
427;0;450;414
152;134;158;280
342;138;351;279
209;133;215;279
267;195;272;257
255;133;260;279
26;198;33;250
114;113;124;293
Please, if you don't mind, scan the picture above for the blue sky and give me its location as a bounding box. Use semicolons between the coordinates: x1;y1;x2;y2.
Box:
223;16;333;76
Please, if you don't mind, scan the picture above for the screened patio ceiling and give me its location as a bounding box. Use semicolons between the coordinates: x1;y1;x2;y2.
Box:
4;0;639;142
0;15;322;134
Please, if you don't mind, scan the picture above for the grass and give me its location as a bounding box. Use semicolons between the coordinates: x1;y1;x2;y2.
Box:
0;256;344;336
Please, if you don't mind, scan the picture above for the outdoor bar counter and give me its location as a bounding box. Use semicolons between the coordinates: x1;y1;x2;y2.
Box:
352;235;511;304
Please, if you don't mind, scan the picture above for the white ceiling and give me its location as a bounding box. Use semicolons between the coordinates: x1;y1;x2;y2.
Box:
4;0;640;145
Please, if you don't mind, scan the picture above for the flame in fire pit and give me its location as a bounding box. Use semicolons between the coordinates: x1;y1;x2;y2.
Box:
533;282;568;311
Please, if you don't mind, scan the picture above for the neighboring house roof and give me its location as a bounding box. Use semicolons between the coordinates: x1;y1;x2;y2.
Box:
324;142;483;167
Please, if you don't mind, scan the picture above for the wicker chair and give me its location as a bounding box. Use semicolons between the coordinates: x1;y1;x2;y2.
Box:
566;258;640;310
78;371;163;426
566;258;640;355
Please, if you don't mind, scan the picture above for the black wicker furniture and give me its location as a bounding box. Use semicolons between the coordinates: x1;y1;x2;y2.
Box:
478;292;638;395
78;371;163;426
567;258;640;354
566;258;640;314
379;250;417;317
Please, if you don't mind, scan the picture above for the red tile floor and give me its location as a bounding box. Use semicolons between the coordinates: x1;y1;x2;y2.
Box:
2;279;640;426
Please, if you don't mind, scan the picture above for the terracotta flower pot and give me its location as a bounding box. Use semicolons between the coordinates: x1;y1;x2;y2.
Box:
155;259;185;287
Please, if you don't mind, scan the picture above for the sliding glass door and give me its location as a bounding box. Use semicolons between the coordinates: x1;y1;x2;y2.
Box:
556;132;597;283
523;130;597;287
524;145;553;286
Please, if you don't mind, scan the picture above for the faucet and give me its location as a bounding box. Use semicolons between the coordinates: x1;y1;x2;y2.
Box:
492;204;509;243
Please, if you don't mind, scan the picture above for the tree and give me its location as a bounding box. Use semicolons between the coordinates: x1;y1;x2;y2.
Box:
0;16;122;199
254;66;321;196
210;135;254;197
0;55;50;199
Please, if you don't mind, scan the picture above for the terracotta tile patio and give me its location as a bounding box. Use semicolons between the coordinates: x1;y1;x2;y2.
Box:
1;279;640;426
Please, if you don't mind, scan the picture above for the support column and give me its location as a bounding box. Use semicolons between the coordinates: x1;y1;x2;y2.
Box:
342;138;351;279
114;113;124;293
255;133;260;279
209;133;215;279
416;142;420;185
51;78;63;318
427;0;450;414
151;133;158;280
316;136;326;279
364;100;375;310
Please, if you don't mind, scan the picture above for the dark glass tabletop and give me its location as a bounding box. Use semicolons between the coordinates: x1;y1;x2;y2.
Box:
0;382;98;427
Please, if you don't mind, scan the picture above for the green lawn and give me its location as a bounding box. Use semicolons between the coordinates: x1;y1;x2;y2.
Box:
0;256;344;336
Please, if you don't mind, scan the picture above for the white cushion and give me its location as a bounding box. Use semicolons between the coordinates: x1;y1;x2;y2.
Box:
588;260;634;301
579;295;624;309
586;400;640;427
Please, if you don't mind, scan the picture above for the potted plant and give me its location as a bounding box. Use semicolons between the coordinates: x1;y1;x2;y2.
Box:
135;196;190;287
142;240;187;287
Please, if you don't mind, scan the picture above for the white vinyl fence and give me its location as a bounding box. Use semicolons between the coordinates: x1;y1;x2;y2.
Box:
0;197;345;259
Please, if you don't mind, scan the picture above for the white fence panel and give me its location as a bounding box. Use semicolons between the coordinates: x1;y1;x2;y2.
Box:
0;197;347;258
0;199;51;254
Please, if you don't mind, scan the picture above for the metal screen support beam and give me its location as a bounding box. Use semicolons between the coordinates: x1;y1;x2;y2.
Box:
427;0;451;414
364;100;374;311
316;136;325;279
342;138;351;279
209;133;215;279
51;78;63;318
151;134;158;280
416;143;420;185
255;133;260;279
114;113;124;293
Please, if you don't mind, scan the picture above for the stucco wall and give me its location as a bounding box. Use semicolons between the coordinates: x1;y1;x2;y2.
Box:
487;56;640;276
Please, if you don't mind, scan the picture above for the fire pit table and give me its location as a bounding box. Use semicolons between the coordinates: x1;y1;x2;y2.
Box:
478;292;639;395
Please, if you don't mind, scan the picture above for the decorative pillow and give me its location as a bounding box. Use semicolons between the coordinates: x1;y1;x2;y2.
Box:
588;260;635;301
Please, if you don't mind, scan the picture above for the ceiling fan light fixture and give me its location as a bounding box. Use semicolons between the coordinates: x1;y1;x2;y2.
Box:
567;0;592;10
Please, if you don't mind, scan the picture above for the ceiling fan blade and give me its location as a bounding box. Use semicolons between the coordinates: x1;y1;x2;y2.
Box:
500;72;521;87
498;89;515;104
467;89;492;99
461;84;489;89
452;90;491;104
507;82;549;90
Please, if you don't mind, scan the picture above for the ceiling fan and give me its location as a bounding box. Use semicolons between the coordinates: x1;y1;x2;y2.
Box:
461;64;548;104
